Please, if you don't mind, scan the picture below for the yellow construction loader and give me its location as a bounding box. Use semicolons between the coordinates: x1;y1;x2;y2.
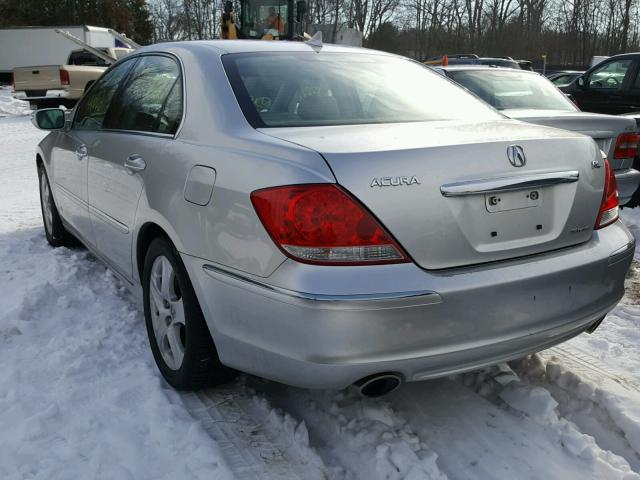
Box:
220;0;308;40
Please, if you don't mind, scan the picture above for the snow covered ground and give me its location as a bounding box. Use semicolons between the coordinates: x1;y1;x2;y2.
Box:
2;88;640;479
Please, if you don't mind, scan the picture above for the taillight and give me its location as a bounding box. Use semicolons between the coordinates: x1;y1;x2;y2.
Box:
250;184;409;265
613;133;639;159
595;159;619;229
59;69;70;86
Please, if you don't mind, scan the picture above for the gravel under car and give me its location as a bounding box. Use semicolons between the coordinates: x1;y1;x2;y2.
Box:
32;40;635;397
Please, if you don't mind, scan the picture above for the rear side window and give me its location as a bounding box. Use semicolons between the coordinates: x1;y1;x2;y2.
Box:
106;55;182;134
73;58;136;130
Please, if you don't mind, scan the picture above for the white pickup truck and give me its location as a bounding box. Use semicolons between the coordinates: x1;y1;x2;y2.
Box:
12;47;132;110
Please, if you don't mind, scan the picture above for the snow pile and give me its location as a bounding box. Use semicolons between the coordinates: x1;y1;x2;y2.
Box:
252;382;448;480
467;359;640;479
526;355;640;471
567;208;640;381
499;384;559;421
0;86;30;117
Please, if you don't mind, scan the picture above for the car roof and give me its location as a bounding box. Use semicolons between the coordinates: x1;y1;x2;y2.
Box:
437;65;537;73
136;39;393;57
595;52;640;62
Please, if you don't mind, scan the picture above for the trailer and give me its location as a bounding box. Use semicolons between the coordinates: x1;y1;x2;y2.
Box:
0;25;126;83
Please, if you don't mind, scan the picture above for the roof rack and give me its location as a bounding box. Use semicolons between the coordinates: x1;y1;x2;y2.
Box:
447;54;480;59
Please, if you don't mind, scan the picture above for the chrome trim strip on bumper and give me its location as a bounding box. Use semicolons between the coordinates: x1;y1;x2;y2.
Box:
440;170;580;197
202;263;442;308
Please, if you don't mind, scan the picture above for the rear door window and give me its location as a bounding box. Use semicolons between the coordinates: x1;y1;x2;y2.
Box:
105;55;182;134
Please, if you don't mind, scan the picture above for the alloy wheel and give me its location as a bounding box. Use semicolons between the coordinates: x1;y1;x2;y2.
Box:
40;173;54;235
149;255;186;370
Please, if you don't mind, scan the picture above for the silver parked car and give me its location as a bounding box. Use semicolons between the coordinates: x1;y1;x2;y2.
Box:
33;41;634;397
437;66;640;206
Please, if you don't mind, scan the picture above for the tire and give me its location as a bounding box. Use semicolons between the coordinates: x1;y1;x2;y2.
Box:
36;99;56;110
624;185;640;209
38;164;76;247
142;237;235;390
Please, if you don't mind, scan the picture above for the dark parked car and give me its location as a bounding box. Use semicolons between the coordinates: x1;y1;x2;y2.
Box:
561;53;640;114
516;60;534;71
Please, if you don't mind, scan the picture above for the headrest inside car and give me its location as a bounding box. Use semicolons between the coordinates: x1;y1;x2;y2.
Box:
297;95;340;121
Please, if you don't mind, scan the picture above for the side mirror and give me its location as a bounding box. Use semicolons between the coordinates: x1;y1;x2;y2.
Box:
32;108;66;130
576;76;586;88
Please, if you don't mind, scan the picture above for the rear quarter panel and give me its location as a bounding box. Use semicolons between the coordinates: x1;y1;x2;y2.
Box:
131;45;336;281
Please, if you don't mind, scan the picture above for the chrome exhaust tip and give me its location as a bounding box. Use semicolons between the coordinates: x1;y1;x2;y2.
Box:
354;373;402;398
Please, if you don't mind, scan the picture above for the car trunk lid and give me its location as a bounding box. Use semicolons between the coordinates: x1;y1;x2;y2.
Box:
259;120;605;270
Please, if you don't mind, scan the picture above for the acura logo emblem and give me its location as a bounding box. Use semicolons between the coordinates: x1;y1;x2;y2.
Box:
507;145;526;167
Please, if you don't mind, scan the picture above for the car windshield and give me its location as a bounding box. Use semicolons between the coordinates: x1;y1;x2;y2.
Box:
448;70;576;112
222;52;502;128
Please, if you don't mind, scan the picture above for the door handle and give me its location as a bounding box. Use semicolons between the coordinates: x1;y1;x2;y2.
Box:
75;144;88;159
124;154;146;174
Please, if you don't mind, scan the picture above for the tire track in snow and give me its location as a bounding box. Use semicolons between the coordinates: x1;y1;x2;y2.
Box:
180;382;328;480
542;344;640;393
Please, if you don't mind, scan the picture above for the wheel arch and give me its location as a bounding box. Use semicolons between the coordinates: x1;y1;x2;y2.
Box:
135;222;173;282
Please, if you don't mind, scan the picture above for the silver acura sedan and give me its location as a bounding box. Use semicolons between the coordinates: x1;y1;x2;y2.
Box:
32;40;634;397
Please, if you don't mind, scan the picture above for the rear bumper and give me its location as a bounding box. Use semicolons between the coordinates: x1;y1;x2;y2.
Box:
615;167;640;205
13;90;70;103
182;221;634;389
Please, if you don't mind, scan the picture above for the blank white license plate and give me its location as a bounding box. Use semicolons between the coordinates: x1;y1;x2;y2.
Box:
485;189;541;213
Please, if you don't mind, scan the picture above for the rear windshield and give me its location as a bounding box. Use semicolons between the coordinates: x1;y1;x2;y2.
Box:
222;52;502;128
68;50;110;67
448;70;576;112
